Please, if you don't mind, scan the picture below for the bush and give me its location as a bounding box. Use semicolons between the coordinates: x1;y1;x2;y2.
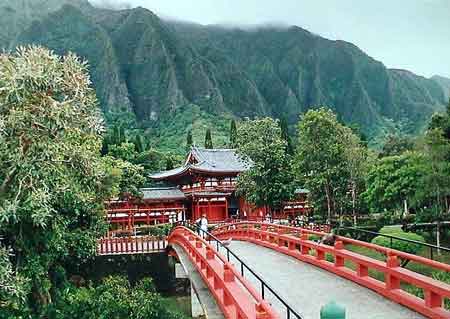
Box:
47;276;185;319
371;228;425;266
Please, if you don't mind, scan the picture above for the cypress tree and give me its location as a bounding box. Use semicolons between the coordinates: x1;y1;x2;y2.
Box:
205;128;213;149
279;117;293;155
134;135;145;153
186;130;193;151
118;124;126;143
112;124;120;145
166;156;174;170
229;119;237;148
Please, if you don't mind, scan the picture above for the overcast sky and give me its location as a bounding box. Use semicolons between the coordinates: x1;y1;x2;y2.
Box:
92;0;450;78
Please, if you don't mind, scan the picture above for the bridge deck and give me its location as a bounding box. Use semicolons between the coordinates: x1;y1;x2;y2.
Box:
220;241;425;319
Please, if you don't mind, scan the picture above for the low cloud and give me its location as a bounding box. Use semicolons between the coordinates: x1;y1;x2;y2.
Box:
90;0;133;10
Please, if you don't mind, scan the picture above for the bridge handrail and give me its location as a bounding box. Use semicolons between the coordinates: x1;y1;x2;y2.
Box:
176;222;303;319
213;222;450;319
97;235;167;255
169;225;279;319
215;222;450;273
341;226;450;261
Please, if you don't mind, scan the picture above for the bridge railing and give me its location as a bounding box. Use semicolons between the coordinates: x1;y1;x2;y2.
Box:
341;226;450;262
213;222;450;319
97;235;167;255
169;225;279;319
181;221;303;319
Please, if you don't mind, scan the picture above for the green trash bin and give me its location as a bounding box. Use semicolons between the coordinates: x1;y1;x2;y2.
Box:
320;301;346;319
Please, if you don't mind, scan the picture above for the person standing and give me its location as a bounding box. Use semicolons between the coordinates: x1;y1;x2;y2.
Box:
196;214;208;239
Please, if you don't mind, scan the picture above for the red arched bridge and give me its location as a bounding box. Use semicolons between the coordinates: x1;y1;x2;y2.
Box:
98;222;450;319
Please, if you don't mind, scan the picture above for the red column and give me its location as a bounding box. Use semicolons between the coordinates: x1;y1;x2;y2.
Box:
225;198;228;220
208;199;211;221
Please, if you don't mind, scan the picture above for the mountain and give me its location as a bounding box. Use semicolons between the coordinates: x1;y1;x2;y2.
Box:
431;75;450;101
0;0;447;152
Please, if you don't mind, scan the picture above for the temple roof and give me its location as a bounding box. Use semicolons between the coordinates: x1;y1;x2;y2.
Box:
294;188;310;194
150;147;248;180
141;187;186;200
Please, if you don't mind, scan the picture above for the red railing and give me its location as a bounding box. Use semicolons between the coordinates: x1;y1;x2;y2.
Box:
213;222;450;319
97;236;167;255
169;226;278;319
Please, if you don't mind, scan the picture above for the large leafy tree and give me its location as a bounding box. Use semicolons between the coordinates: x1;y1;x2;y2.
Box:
363;152;427;213
0;46;115;313
342;128;372;223
380;134;414;157
294;108;350;222
236;118;292;211
418;128;450;218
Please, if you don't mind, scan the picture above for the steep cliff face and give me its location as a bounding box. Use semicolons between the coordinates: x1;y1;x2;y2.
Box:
432;75;450;100
171;23;445;136
1;1;448;147
0;0;89;48
14;4;132;113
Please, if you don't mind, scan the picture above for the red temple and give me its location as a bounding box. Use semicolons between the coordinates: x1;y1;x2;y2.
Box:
106;147;310;232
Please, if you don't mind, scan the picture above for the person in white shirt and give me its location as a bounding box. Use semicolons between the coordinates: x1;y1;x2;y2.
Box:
196;214;208;239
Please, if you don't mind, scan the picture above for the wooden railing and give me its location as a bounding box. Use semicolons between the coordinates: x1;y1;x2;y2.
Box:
97;236;167;255
169;226;278;319
213;222;450;319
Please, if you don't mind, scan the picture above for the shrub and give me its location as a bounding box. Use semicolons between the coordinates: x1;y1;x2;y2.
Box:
371;228;425;266
47;276;185;319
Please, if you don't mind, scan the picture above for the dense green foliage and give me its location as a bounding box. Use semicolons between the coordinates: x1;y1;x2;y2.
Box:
1;0;448;151
294;108;369;221
46;276;185;319
236;118;293;210
0;47;186;319
363;153;426;212
0;46;115;315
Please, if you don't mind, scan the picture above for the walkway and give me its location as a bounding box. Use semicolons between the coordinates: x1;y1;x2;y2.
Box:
219;241;425;319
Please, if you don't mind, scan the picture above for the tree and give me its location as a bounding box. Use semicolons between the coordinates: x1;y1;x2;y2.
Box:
294;108;349;222
0;46;114;313
343;128;372;224
0;245;29;316
186;130;193;151
363;152;426;213
235;118;293;211
133;134;146;153
229;119;237;148
108;142;138;162
380;134;414;157
204;128;213;149
279;116;294;155
419;129;450;218
166;157;174;170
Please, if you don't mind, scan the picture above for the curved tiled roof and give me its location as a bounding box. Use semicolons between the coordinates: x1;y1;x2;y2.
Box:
150;147;248;180
141;187;186;200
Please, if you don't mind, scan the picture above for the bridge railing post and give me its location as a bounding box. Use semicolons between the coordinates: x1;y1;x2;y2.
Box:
385;251;400;290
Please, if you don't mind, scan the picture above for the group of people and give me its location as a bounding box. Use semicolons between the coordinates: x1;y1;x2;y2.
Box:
288;214;313;227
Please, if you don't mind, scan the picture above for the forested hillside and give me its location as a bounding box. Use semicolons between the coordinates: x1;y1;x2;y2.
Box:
1;0;448;152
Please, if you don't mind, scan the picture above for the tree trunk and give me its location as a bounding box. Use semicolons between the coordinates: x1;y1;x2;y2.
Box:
325;184;332;223
351;181;357;226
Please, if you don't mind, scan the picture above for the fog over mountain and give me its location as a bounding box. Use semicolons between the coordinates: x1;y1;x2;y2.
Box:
90;0;450;79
